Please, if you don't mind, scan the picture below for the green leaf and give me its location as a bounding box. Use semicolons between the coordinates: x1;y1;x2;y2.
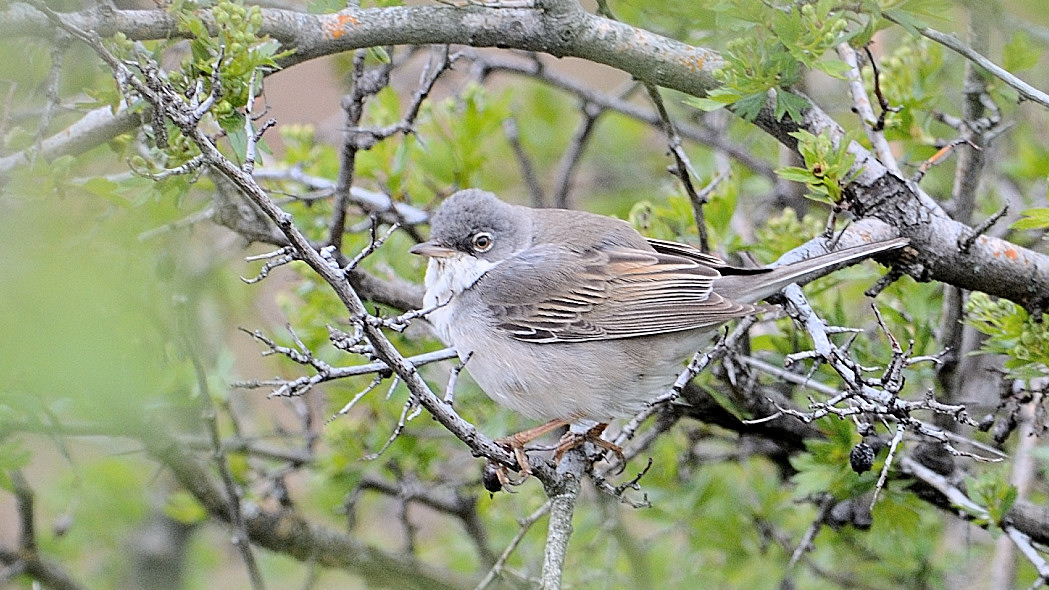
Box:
814;59;852;79
0;443;32;492
729;92;768;121
1003;31;1039;72
225;122;249;161
775;166;817;184
1011;207;1049;230
164;490;208;524
687;96;732;112
368;46;391;64
884;9;929;37
775;90;809;122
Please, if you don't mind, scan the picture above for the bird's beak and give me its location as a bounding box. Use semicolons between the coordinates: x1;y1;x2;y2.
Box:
410;241;457;258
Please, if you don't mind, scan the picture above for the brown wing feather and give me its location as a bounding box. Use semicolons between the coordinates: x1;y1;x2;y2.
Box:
479;244;760;343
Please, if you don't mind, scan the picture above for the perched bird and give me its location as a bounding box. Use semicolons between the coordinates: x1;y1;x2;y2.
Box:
411;189;906;472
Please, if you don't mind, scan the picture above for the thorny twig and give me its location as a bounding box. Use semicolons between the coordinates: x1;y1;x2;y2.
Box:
444;351;472;406
913;138;979;184
787;495;834;570
644;82;712;251
869;420;905;510
345;217;400;272
242;247;296;283
959;204;1009;253
363;385;422;461
882;13;1049;108
328;373;386;424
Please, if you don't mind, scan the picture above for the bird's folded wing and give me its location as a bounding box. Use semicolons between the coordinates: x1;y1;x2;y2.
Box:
478;244;761;343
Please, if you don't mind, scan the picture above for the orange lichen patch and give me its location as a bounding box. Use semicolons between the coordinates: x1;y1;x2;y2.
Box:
323;13;359;39
989;239;1021;260
680;53;710;72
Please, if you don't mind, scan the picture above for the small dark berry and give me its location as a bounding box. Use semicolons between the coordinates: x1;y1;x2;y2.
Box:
850;442;876;474
482;462;503;494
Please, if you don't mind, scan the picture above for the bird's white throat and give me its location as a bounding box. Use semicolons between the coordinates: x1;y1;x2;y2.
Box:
423;253;502;343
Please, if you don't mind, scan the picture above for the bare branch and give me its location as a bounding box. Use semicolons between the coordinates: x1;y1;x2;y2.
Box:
835;42;900;176
881;13;1049;109
186;342;265;590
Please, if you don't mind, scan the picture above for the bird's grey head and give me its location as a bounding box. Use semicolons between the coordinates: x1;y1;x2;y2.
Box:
413;189;530;262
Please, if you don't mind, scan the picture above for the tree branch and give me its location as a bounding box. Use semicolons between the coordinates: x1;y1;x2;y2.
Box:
140;423;474;590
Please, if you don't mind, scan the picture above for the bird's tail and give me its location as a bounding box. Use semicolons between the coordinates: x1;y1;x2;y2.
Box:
714;237;909;304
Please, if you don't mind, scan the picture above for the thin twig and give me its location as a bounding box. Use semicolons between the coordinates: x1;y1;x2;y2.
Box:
882;13;1049;108
186;337;266;590
474;502;551;590
836;42;900;175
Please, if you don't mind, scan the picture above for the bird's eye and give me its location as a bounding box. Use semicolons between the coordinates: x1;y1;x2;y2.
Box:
471;232;494;252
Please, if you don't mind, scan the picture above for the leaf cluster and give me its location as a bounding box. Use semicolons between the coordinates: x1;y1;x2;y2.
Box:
775;130;858;204
966;292;1049;380
688;0;852;121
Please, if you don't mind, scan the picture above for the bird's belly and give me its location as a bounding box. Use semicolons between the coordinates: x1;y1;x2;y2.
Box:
448;326;707;422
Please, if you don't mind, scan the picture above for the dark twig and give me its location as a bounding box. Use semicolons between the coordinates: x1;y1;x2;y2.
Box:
551;100;602;209
837;42;900;175
470;52;777;179
345;217;399;271
475;502;550;590
329;48;392;250
11;471;37;554
958;204;1009;253
644;82;711;251
862;44;898;132
912;138;979;184
186;339;265;590
503;117;546;207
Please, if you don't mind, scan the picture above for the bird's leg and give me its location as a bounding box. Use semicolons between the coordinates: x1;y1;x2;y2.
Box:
496;418;571;477
554;422;626;473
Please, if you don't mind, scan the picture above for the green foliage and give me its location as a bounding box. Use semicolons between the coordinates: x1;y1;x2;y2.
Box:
775;130;858;204
1011;207;1049;233
627;195;699;241
159;0;286;163
1003;31;1041;73
0;441;31;492
791;418;878;500
750;207;825;259
968;471;1018;527
414;84;512;188
965;292;1049;380
861;36;944;144
164;491;209;524
3;0;1047;587
688;0;851;121
306;0;344;14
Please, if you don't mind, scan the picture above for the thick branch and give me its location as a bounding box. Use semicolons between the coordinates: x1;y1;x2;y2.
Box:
754;100;1049;310
141;424;473;590
10;1;1047;307
2;3;722;96
0;105;143;177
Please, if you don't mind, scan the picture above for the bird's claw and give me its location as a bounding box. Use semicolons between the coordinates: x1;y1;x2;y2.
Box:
554;423;626;474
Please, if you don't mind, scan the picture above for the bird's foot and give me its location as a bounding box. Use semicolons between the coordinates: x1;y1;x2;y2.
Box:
553;422;625;473
495;418;571;480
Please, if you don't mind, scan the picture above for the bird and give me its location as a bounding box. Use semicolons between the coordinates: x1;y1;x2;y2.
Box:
410;188;907;474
